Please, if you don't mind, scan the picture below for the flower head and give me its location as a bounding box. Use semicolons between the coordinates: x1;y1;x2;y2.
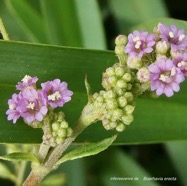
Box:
16;75;38;91
158;23;187;51
173;52;187;76
41;79;73;108
6;93;22;123
125;30;155;58
19;88;48;123
148;58;184;97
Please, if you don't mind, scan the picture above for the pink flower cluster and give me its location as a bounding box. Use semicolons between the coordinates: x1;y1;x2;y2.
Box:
6;75;73;124
148;24;187;97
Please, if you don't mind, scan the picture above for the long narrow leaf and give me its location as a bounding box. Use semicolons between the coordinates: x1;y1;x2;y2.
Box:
5;0;47;42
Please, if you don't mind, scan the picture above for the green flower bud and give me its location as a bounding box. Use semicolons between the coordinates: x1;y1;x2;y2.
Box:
52;122;60;131
122;73;132;82
93;92;99;99
60;121;69;129
116;88;124;96
125;105;135;114
106;99;118;110
115;35;128;46
58;128;67;137
108;76;117;86
106;90;116;99
118;96;127;107
124;92;134;102
112;108;123;120
115;67;125;77
116;79;127;88
155;41;169;55
67;128;73;137
115;46;125;56
137;67;150;83
56;137;65;145
52;131;57;137
116;122;125;132
127;56;142;69
106;67;115;76
122;114;134;125
57;111;65;122
109;121;117;129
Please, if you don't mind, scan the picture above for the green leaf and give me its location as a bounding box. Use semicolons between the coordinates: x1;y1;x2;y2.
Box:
108;0;168;33
1;34;187;144
5;0;47;43
0;162;16;182
132;18;187;32
0;152;39;163
165;141;187;186
57;135;117;165
74;0;106;49
40;0;83;46
100;148;160;186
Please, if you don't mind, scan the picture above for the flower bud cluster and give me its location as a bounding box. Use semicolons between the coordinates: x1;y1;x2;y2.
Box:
42;111;73;147
93;89;135;132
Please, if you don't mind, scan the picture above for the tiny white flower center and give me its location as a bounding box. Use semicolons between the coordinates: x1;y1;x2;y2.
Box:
48;91;61;101
135;41;142;49
9;104;15;110
179;34;185;41
133;36;140;42
178;61;187;70
159;74;168;82
169;31;174;38
27;102;35;110
22;75;31;83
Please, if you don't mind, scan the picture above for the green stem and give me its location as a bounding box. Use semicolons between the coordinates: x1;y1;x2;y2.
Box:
23;103;100;185
0;17;10;40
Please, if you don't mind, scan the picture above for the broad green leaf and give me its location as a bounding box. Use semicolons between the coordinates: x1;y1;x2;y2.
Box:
132;18;187;32
1;36;187;144
108;0;168;33
165;141;187;186
5;0;47;43
0;152;38;162
40;0;83;46
57;135;117;165
74;0;106;49
98;148;160;186
0;162;16;182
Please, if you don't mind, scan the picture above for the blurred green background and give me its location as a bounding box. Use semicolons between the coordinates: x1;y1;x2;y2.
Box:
0;0;187;186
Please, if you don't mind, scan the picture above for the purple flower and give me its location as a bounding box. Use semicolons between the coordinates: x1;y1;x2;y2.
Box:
6;93;22;123
158;23;187;51
125;30;155;58
16;75;38;91
41;79;73;108
173;52;187;76
148;58;184;97
19;88;48;123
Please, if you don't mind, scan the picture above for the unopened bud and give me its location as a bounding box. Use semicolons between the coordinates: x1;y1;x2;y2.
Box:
106;67;115;76
115;46;125;56
116;122;125;132
52;122;60;131
122;114;134;125
60;121;69;128
118;96;127;107
125;105;135;114
115;67;125;77
127;56;142;69
122;73;131;82
116;80;127;88
156;41;169;55
58;128;67;137
124;92;134;102
137;67;150;83
112;108;123;120
115;35;128;46
106;99;118;110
